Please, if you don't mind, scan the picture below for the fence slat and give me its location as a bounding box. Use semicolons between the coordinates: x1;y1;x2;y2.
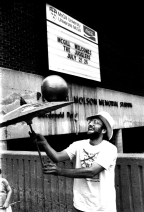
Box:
36;159;44;212
30;156;37;212
44;173;52;212
131;163;144;212
24;158;31;211
51;174;59;212
65;160;73;212
58;162;66;212
12;157;19;211
18;157;25;212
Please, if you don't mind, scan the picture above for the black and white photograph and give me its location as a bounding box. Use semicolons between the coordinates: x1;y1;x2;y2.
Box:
0;1;144;211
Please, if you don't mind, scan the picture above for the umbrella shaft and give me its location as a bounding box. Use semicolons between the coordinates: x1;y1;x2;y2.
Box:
28;124;45;167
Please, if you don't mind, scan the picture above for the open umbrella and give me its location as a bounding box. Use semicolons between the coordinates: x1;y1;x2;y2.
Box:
0;100;74;166
0;101;73;128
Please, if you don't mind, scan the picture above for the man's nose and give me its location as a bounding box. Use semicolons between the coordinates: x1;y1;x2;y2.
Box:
88;122;93;127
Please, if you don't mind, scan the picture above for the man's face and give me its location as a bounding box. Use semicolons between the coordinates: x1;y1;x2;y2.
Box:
87;118;104;138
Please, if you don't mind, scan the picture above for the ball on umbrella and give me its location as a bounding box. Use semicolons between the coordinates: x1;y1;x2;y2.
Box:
41;75;68;101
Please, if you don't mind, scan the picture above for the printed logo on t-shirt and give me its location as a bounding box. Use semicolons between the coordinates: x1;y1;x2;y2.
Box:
81;149;100;182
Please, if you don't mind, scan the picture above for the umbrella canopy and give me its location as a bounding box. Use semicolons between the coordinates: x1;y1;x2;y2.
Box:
0;101;73;128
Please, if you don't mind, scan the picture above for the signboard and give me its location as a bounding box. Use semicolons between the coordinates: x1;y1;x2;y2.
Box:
46;4;101;81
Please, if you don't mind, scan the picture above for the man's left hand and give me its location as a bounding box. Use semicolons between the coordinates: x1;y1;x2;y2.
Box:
43;163;60;175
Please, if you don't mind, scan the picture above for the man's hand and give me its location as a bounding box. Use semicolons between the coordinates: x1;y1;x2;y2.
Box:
43;163;60;175
29;132;47;146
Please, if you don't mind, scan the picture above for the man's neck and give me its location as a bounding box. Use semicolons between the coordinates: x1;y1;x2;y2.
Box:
89;137;103;146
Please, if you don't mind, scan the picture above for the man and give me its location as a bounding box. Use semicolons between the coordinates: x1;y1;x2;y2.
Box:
31;111;117;212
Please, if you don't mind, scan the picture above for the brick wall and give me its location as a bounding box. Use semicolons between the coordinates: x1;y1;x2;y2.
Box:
0;1;47;75
0;1;144;96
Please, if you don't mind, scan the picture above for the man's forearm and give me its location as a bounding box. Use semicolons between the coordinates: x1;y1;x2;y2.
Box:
43;142;59;163
57;167;95;178
43;162;102;178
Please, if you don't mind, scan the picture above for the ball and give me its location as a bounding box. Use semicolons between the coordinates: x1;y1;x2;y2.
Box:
41;75;68;101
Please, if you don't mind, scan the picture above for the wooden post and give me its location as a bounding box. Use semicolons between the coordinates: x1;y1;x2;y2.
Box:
114;129;123;153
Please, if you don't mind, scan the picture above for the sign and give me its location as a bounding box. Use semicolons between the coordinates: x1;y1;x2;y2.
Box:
46;4;101;81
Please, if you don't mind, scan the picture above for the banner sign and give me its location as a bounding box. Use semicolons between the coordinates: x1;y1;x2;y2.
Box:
46;4;101;81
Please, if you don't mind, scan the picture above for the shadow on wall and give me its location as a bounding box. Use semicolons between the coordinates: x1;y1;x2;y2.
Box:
122;127;144;153
7;130;117;152
7;133;89;151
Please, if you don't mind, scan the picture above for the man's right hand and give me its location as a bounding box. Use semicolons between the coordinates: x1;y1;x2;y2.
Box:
29;132;47;146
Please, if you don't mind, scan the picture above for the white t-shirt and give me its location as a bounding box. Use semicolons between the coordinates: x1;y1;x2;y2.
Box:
65;139;117;212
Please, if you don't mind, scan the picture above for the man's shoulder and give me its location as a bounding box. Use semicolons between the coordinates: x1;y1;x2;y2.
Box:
75;139;89;145
71;139;89;148
102;140;117;151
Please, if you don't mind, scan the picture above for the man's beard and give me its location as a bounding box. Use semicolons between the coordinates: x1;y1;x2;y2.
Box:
87;130;101;139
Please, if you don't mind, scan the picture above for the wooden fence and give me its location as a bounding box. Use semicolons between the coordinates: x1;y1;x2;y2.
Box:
115;154;144;212
0;151;144;212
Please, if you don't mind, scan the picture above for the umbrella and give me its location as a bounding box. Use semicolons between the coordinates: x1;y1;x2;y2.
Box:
0;101;73;128
0;101;74;166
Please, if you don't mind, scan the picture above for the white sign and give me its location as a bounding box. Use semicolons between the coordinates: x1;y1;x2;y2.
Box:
46;4;101;81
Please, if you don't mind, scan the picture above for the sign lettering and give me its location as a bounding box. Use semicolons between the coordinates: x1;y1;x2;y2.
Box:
72;96;132;108
57;36;92;65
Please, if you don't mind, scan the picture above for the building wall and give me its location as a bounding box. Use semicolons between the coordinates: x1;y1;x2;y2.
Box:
1;68;144;141
0;1;144;96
